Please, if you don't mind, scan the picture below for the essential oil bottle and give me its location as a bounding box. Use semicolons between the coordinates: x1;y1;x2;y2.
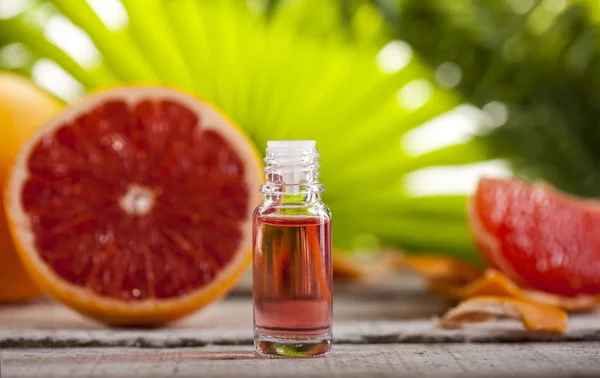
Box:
252;140;332;357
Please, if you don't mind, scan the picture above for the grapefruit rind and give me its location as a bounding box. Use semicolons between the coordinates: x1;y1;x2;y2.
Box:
437;295;568;334
332;250;403;281
400;254;482;284
4;86;263;325
428;268;599;312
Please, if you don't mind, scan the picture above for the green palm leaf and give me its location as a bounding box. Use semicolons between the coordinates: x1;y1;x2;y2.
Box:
0;0;488;261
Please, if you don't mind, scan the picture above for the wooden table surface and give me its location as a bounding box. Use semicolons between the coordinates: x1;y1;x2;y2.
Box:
2;273;600;377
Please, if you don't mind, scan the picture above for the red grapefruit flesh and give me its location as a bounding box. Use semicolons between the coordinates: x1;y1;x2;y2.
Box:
469;177;600;297
5;86;262;325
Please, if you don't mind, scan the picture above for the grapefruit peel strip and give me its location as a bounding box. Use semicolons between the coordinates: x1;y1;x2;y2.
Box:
333;251;404;281
520;288;600;312
400;255;482;284
437;295;568;334
430;269;600;312
401;252;600;312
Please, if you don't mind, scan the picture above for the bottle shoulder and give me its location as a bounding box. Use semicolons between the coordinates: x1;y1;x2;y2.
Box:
254;200;331;220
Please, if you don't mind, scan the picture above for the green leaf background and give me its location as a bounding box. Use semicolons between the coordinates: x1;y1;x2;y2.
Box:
13;0;588;263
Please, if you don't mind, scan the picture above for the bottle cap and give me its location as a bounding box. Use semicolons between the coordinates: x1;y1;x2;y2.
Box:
264;141;319;193
267;140;316;148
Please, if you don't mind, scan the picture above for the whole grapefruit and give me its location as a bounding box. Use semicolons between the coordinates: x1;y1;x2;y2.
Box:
0;72;62;302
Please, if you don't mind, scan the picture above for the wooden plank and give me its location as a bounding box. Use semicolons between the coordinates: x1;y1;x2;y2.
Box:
2;273;600;348
0;274;431;331
3;343;600;377
2;295;600;348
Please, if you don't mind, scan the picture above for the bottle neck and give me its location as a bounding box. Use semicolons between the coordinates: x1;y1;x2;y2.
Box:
260;141;324;202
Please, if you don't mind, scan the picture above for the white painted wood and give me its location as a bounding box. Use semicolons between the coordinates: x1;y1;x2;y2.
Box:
3;275;600;376
3;344;600;377
1;275;600;347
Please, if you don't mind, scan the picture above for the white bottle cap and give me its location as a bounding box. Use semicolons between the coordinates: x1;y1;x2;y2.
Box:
267;140;316;148
265;141;319;194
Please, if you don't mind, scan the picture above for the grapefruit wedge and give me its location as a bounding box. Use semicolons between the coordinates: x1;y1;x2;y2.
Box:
469;177;600;297
4;86;262;325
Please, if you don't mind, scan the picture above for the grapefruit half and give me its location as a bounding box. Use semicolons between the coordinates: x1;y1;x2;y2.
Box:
469;177;600;297
4;86;262;325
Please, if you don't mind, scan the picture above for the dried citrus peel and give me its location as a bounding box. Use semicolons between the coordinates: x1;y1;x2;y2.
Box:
401;255;600;312
520;288;600;312
399;255;482;284
332;250;402;281
437;296;568;334
431;269;599;312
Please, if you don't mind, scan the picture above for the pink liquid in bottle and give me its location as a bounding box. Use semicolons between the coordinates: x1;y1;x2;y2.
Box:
253;217;332;338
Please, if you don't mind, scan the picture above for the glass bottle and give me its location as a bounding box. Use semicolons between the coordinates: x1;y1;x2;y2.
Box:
252;140;332;357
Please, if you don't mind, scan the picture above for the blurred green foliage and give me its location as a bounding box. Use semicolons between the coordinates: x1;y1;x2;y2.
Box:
373;0;600;197
4;0;595;261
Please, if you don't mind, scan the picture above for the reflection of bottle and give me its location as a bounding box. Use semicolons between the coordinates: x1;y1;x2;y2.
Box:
253;140;332;357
